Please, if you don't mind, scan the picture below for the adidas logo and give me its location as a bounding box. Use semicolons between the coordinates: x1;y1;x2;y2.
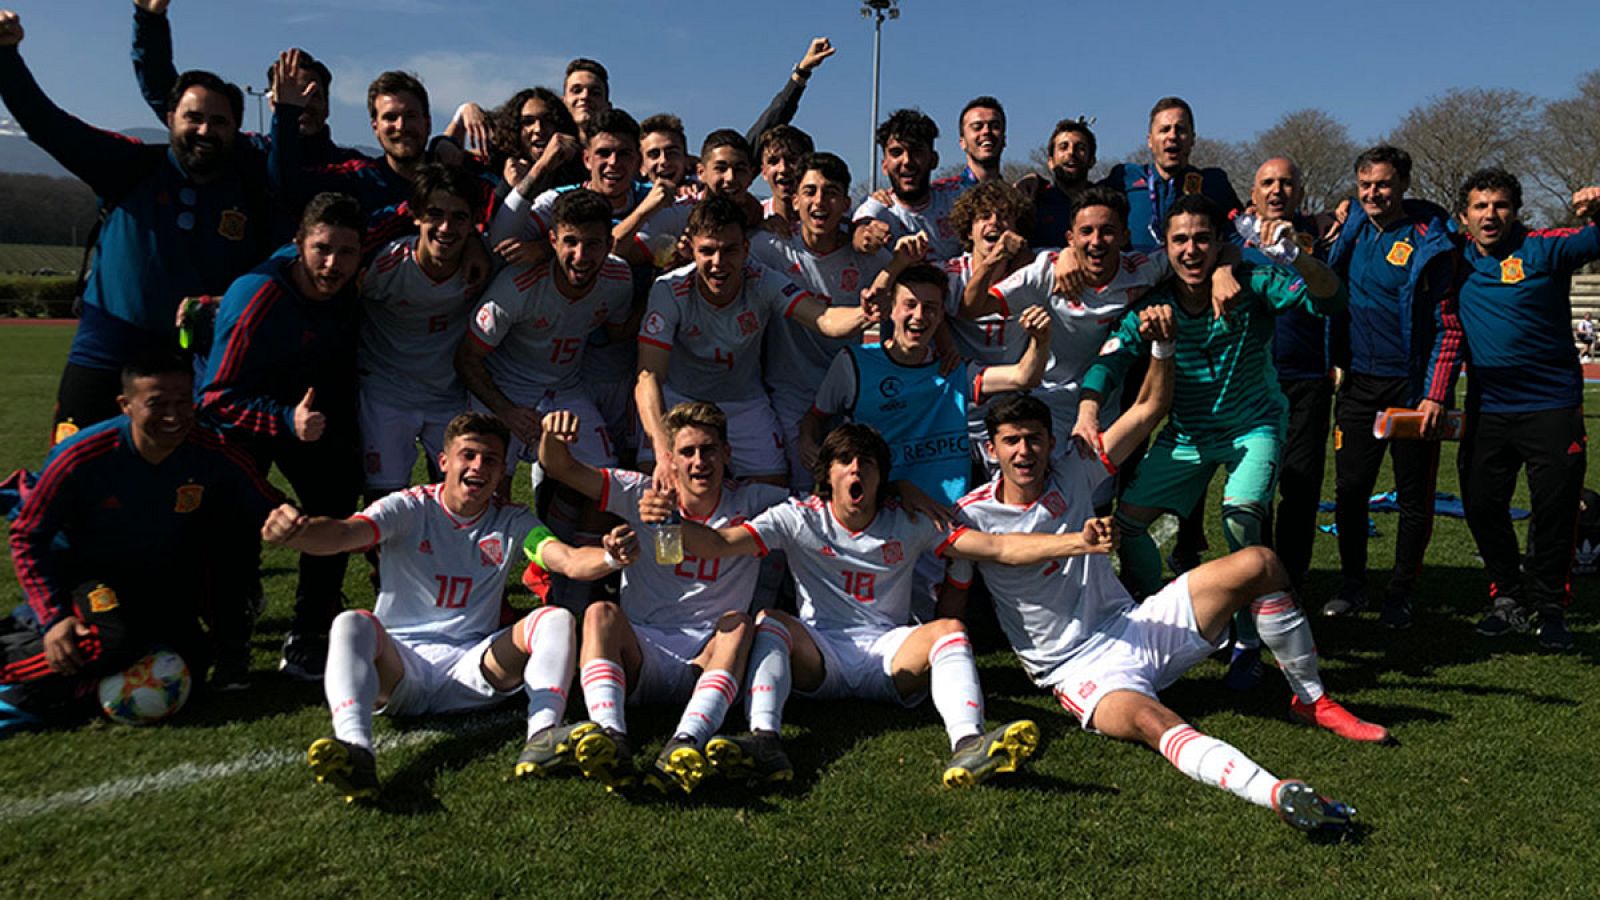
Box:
1570;441;1586;456
419;539;433;554
100;496;122;510
533;317;551;328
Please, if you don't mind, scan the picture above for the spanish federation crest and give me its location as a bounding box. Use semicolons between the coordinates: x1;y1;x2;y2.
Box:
1500;256;1525;284
479;535;505;567
1386;240;1413;267
882;540;904;565
218;209;248;241
1182;172;1203;195
174;484;204;513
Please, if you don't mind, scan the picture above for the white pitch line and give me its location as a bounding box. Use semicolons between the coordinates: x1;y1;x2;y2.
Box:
0;714;510;824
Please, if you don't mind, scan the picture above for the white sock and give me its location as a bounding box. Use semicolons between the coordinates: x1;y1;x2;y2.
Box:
928;630;985;749
325;611;380;751
520;607;576;738
1251;592;1325;703
581;658;627;734
745;617;793;734
673;669;738;745
1159;724;1279;809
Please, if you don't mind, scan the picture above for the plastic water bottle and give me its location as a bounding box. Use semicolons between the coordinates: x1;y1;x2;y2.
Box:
654;508;684;565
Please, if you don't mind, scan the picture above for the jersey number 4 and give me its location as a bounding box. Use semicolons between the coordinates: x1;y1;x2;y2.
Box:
433;575;474;608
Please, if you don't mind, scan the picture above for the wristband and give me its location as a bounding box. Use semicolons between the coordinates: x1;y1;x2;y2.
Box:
523;526;557;569
603;550;625;570
793;66;812;80
1150;340;1176;360
1262;236;1301;266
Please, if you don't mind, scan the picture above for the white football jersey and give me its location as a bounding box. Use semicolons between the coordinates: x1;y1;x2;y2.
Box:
750;232;889;407
946;455;1131;680
358;484;543;644
638;260;811;404
989;249;1169;431
468;258;633;401
852;177;966;262
744;496;951;629
601;468;789;625
358;237;473;412
942;251;1036;368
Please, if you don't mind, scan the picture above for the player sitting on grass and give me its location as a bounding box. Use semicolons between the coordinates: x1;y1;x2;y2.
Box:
639;423;1122;789
945;383;1389;836
3;353;280;729
261;412;640;802
537;402;790;794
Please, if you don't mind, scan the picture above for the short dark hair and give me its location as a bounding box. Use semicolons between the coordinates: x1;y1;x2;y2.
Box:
1457;167;1523;214
1072;184;1130;229
551;188;614;231
984;393;1053;439
409;164;481;213
894;262;949;304
1148;96;1194;130
799;151;851;189
757;124;815;160
298;192;364;236
367;71;429;119
492;87;578;163
1048;118;1097;159
587;108;640;147
684;194;748;238
444;411;510;455
876;108;939;151
266;52;331;98
640;113;687;147
121;351;194;390
168;70;244;127
950;181;1035;253
812;424;893;505
565;58;610;90
1163;193;1222;234
959;95;1006;129
1354;145;1413;182
700;128;753;162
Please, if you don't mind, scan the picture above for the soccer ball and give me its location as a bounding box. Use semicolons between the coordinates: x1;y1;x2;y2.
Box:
97;650;192;725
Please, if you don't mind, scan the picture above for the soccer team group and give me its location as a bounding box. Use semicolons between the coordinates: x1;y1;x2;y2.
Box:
1;4;1593;838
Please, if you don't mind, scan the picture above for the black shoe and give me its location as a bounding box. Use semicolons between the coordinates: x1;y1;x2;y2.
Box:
210;652;252;692
279;631;328;681
1379;595;1413;630
1475;597;1532;637
1536;610;1574;651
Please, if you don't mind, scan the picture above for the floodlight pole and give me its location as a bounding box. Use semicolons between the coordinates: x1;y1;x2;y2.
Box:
245;86;268;134
862;1;899;191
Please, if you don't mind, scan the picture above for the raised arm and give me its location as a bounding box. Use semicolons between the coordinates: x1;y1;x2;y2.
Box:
261;503;378;556
130;0;176;122
634;339;676;492
973;305;1050;399
536;409;606;501
743;37;834;147
535;523;640;581
635;486;764;559
1099;307;1176;466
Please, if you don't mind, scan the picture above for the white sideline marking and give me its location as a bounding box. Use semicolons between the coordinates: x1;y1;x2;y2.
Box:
0;714;507;823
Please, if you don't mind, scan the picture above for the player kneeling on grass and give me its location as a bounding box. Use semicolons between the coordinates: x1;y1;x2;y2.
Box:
945;381;1390;835
639;423;1115;788
261;412;640;802
538;402;790;794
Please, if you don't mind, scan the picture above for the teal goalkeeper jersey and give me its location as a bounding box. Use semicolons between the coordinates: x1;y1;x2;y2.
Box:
1081;263;1346;444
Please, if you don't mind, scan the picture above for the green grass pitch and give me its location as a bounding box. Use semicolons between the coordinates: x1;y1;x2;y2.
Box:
0;323;1596;897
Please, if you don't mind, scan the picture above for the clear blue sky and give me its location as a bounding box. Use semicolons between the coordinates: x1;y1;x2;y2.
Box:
2;0;1595;188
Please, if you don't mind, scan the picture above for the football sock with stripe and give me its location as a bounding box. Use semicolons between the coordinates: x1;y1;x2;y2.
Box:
580;658;628;734
745;617;793;734
929;631;985;750
673;669;738;745
1251;591;1325;703
521;607;575;738
1159;724;1277;809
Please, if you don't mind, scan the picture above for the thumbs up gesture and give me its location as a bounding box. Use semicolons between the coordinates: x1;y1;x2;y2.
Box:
293;387;325;442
